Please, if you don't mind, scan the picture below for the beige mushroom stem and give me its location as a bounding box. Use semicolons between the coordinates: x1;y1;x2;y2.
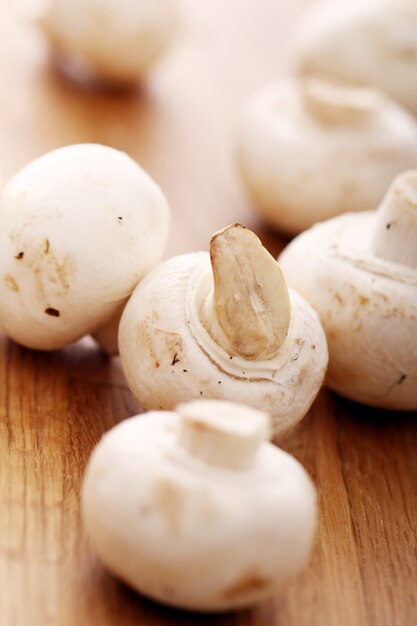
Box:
92;301;126;355
372;170;417;269
177;400;271;470
302;79;380;125
201;224;291;361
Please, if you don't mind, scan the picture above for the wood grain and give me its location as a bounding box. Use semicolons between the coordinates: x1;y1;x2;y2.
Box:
0;1;416;625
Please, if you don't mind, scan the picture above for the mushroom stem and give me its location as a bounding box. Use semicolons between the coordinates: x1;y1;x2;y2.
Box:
177;400;270;470
92;301;126;355
202;224;291;361
372;170;417;269
302;79;380;125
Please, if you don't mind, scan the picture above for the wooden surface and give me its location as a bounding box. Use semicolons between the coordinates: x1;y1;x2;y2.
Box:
0;1;416;625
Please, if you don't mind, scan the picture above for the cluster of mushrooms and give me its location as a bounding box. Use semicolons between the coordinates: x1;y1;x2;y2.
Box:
0;0;415;614
0;142;326;611
238;1;417;234
237;0;417;412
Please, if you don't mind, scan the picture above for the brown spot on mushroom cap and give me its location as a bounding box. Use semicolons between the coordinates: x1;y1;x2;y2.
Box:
25;243;71;292
136;322;183;374
222;571;271;600
397;373;407;385
384;372;409;397
45;307;60;317
153;478;185;537
297;364;310;386
383;307;407;320
4;275;19;292
375;292;389;303
398;46;417;61
15;252;24;260
358;295;369;306
49;256;70;291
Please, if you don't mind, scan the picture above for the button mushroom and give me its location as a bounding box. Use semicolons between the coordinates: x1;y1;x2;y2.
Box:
40;0;178;86
295;0;417;115
119;224;328;435
238;78;417;235
279;170;417;410
82;399;317;611
0;143;170;352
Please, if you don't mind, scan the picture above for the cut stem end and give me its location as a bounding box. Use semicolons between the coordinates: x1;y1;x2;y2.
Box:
302;78;381;125
177;400;271;470
373;170;417;269
205;224;291;361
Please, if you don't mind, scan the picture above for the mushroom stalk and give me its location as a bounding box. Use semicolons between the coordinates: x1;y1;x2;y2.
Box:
373;171;417;269
177;401;270;470
91;301;126;355
201;224;291;361
302;79;380;125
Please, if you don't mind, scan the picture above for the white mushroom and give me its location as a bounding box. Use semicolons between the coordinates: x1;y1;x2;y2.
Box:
40;0;178;85
0;144;170;351
295;0;417;115
279;170;417;410
119;224;328;435
238;78;417;235
82;399;317;612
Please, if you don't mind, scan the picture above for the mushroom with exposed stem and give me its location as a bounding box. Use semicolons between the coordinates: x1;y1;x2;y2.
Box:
39;0;178;86
82;399;317;612
119;224;328;435
238;78;417;235
279;170;417;410
294;0;417;115
0;144;170;352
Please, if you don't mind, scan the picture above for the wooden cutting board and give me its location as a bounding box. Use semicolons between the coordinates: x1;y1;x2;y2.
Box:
0;1;416;625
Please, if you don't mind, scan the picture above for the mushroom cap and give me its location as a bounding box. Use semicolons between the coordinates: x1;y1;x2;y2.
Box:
82;402;317;611
118;251;328;435
0;144;170;350
41;0;178;83
238;79;417;235
295;0;417;115
279;212;417;409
